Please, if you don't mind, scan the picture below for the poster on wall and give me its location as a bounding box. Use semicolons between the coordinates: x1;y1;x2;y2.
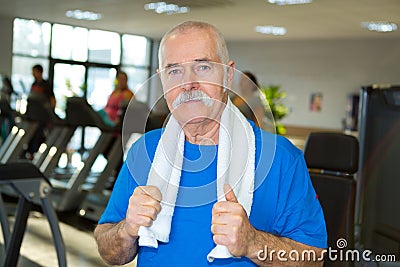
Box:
310;92;323;112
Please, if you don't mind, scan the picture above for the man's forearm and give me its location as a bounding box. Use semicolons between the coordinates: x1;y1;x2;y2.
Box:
246;230;324;266
94;220;138;265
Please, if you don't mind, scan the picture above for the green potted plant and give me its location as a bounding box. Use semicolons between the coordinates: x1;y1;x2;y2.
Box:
260;84;288;135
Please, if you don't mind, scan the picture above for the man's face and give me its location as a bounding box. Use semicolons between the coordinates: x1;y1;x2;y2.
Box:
32;68;41;80
159;29;234;125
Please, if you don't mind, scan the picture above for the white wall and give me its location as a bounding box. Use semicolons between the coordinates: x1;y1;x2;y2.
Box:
228;38;400;129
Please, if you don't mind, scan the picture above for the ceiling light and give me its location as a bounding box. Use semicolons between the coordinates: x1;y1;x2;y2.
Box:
65;10;102;21
361;21;398;33
268;0;312;5
255;25;287;36
144;2;190;15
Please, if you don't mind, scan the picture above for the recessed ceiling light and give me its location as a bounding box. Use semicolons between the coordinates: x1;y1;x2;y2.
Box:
65;10;102;21
361;21;398;33
144;2;190;15
268;0;312;5
255;25;287;36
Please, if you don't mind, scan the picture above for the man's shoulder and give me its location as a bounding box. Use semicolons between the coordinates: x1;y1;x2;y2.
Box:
128;128;163;154
275;134;302;157
38;79;50;86
256;126;303;161
143;128;163;142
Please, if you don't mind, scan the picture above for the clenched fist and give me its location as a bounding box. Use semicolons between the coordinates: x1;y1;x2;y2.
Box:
211;184;256;257
124;185;162;237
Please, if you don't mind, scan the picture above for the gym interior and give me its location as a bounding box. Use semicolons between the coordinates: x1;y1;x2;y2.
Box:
0;1;399;266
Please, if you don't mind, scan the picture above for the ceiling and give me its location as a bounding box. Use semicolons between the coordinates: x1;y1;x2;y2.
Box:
0;0;399;42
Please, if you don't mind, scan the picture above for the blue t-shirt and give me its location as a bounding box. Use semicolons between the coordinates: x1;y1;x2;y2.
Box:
99;122;327;266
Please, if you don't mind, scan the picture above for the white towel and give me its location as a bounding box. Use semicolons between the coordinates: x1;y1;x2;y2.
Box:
138;98;255;262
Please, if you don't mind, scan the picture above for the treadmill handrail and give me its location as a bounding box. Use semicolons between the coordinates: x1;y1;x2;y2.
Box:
66;97;117;132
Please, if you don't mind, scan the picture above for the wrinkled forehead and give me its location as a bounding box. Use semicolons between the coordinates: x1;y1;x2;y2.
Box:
159;29;219;69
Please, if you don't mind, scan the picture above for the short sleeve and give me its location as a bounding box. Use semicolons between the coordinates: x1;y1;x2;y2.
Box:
272;154;327;249
98;162;136;224
98;130;159;224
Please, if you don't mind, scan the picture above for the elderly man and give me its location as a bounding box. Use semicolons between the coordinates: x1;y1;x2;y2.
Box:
94;21;327;266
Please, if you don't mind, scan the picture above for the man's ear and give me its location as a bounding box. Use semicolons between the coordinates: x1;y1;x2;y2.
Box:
227;60;235;85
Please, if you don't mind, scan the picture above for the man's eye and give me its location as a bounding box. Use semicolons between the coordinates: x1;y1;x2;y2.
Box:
168;68;182;76
197;64;211;72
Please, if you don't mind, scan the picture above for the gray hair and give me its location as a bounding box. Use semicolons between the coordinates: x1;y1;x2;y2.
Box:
158;21;229;69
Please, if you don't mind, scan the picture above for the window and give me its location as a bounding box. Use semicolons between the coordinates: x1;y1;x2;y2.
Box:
52;24;88;62
53;63;86;118
121;67;150;103
12;18;152;104
121;34;152;103
11;17;152;152
12;18;51;98
13;18;51;57
122;34;151;66
88;30;121;65
11;56;49;96
86;67;117;111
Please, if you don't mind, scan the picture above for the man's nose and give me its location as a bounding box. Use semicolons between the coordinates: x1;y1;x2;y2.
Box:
181;67;200;91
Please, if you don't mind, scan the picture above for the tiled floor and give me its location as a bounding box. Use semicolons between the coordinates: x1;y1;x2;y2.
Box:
1;208;137;267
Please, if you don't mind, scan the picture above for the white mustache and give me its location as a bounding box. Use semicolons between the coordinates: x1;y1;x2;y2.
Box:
172;90;213;109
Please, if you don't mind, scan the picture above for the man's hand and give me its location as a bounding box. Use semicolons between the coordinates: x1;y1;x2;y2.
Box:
124;185;162;237
211;184;256;257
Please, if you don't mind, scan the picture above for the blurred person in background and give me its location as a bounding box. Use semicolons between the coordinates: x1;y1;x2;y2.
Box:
26;64;56;158
232;71;266;128
99;71;134;126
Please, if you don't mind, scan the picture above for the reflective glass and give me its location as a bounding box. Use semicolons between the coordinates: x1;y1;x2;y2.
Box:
13;18;51;57
52;24;88;61
120;67;150;103
11;56;49;96
88;30;120;65
86;67;117;111
121;35;151;66
53;63;86;118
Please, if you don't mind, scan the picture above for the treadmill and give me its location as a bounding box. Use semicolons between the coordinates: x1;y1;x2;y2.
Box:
0;96;44;164
25;96;75;176
0;94;15;145
0;96;76;200
48;97;124;212
0;162;66;267
78;100;149;221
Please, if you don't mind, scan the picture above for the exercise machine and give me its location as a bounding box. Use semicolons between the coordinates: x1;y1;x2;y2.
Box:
78;100;149;221
48;97;125;212
0;162;66;267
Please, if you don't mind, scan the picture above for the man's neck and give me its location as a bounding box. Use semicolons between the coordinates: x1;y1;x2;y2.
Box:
182;119;220;145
